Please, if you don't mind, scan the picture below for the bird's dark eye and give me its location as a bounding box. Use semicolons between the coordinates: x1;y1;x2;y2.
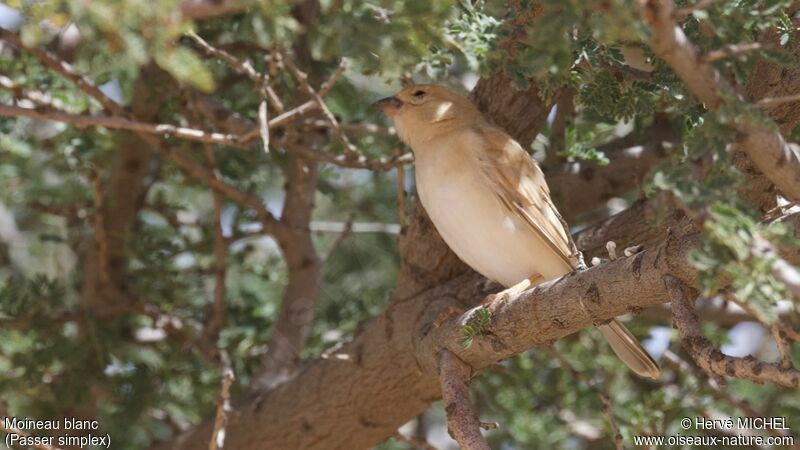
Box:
412;90;426;98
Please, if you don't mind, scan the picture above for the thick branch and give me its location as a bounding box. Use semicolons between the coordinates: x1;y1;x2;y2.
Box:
248;152;322;392
157;226;702;450
470;72;555;145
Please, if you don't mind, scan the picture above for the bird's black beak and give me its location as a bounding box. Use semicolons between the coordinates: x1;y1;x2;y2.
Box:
373;96;403;115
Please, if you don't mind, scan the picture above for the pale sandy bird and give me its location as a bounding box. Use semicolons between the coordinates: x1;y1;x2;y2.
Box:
375;84;660;378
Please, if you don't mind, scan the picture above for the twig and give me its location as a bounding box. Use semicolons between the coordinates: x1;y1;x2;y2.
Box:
548;88;575;156
309;221;400;234
321;218;353;262
666;275;800;388
662;351;792;439
258;100;269;153
756;93;800;108
0;75;67;110
203;144;228;344
0;104;248;149
603;61;655;81
771;325;794;370
208;350;235;450
0;28;124;116
718;291;798;369
776;320;800;342
280;138;413;171
187;31;284;113
751;236;800;302
393;432;440;450
280;54;360;159
703;42;764;63
438;350;490;450
1;27;286;247
299;119;393;135
238;60;346;143
162;146;284;236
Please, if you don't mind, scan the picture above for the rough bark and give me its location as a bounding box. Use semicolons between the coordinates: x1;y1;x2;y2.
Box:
745;18;800;137
573;194;692;260
154;10;800;445
157;211;717;450
249;153;321;391
79;67;160;310
470;72;555;146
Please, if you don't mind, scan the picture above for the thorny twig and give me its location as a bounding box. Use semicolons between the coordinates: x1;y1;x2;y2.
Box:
187;31;284;113
662;351;792;439
666;275;800;388
279;52;360;160
208;350;235;450
0;104;248;149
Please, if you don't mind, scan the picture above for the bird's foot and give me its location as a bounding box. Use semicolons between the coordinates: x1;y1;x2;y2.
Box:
592;241;644;266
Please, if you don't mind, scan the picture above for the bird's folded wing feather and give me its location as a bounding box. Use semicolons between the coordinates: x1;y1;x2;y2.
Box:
474;125;580;271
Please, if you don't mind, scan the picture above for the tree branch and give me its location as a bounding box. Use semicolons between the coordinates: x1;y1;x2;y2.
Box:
247;150;321;393
639;0;800;202
439;350;490;450
156;224;706;450
208;351;234;450
666;275;800;388
0;28;125;116
280;53;360;160
202;145;228;344
0;104;247;149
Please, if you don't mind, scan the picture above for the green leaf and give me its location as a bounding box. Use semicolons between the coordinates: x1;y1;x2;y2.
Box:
155;47;216;93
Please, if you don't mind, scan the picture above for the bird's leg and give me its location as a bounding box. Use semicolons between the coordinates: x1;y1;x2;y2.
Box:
623;244;643;257
591;241;644;267
483;273;544;305
606;241;617;260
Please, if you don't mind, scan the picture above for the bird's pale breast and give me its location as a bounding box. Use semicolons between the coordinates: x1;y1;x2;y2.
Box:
414;138;567;287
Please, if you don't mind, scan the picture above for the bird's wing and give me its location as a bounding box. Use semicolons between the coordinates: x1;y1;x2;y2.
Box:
473;125;581;271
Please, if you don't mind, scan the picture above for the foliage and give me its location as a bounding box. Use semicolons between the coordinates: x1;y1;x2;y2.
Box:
458;306;492;348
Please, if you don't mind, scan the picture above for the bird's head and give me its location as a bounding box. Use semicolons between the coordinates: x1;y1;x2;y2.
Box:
374;84;482;147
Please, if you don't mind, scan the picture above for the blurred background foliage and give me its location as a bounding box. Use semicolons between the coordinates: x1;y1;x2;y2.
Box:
1;0;799;448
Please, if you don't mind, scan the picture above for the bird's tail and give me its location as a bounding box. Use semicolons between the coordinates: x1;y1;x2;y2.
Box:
597;320;661;379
